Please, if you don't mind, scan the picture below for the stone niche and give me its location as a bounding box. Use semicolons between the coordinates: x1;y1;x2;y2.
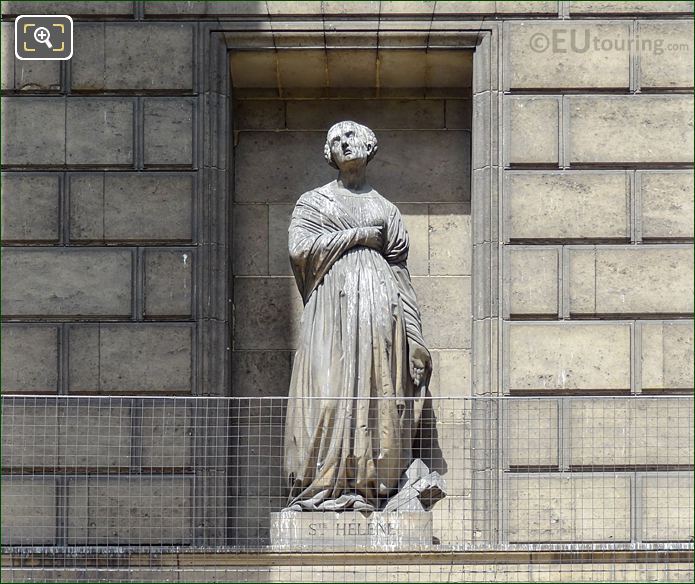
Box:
228;45;473;547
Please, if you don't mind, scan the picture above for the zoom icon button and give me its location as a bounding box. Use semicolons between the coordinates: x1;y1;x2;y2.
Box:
15;15;73;60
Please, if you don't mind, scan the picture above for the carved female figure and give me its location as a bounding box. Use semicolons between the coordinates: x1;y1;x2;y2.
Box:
284;121;432;511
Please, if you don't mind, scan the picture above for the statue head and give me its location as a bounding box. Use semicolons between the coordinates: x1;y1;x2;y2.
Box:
324;121;378;170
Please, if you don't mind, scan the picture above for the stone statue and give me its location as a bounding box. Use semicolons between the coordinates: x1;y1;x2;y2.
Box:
283;121;434;512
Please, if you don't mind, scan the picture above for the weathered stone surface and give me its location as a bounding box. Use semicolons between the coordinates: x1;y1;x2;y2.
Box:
569;1;694;13
60;403;132;468
1;23;60;92
568;246;694;315
429;349;471;397
1;325;58;394
497;1;558;12
506;172;630;240
412;277;471;349
445;99;472;130
507;323;631;391
506;475;631;543
397;203;429;276
235;100;286;131
1;479;56;545
507;247;559;316
229;51;278;96
433;1;496;14
234;131;470;203
568;398;693;466
506;22;630;89
430;419;470;496
639;21;694;89
430;496;473;548
1;98;65;165
640;171;694;239
231;351;292;398
67;477;193;544
144;99;194;166
271;510;434;550
641;321;694;390
2;1;133;15
268;203;293;276
277;50;327;98
2;249;132;317
568;248;596;314
286;99;445;130
144;1;268;15
2;402;60;466
641;473;694;542
429;203;471;276
233;204;269;275
66;99;134;166
68;325;193;393
1;23;12;90
568;96;694;164
72;23;193;91
140;402;192;468
233;277;303;350
1;174;60;242
144;249;193;317
70;173;194;242
507;97;559;165
505;399;559;467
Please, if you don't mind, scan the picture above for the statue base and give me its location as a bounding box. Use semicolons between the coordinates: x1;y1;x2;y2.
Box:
270;510;433;551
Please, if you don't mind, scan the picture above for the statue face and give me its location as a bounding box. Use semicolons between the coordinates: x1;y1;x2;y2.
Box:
328;124;371;169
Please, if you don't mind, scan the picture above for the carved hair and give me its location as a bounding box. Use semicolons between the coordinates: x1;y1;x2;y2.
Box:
323;121;378;168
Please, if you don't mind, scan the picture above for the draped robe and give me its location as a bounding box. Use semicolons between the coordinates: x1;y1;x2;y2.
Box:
284;183;426;511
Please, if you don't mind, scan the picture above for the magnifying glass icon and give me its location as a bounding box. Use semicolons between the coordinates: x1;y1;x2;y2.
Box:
33;27;53;49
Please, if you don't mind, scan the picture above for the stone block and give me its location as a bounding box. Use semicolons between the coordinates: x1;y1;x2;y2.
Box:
1;173;60;242
235;130;471;204
70;173;194;242
641;321;694;390
505;399;559;468
433;2;496;14
67;477;193;544
378;50;426;98
72;23;193;91
506;172;630;240
66;98;134;166
429;349;471;398
2;401;60;467
1;23;61;92
2;249;132;317
268;203;293;276
506;22;629;89
140;402;192;468
639;21;694;89
412;277;471;349
232;204;269;275
144;249;193;317
641;473;694;542
568;246;694;315
497;1;558;12
430;496;473;547
568;1;694;14
235;100;285;131
231;350;292;399
507;97;559;165
229;51;278;96
506;475;631;543
2;1;133;15
326;50;378;97
640;171;694;239
568;96;694;164
445;99;472;130
568;398;693;466
429;203;471;276
507;247;559;316
1;478;56;545
285;99;445;130
277;50;327;98
68;324;193;394
431;420;470;496
1;98;65;165
567;247;595;313
60;403;132;468
144;99;194;167
507;323;631;391
397;203;429;276
233;277;303;350
1;325;58;394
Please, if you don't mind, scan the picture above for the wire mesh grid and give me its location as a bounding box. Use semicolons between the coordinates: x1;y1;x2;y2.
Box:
1;395;693;583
